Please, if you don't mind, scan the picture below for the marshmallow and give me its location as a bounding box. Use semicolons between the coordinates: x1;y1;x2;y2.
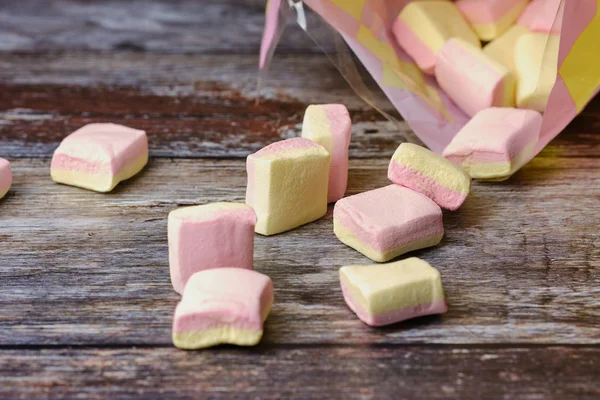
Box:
443;107;542;180
518;0;564;34
301;104;352;203
436;38;515;117
0;158;12;200
246;138;330;236
334;185;443;263
172;268;273;349
455;0;529;41
50;123;148;192
168;202;257;295
388;143;471;211
483;25;529;72
340;257;447;326
514;32;560;112
392;1;480;74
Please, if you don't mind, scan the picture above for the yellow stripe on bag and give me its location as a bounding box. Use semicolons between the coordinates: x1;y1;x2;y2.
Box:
356;24;451;121
330;0;367;20
559;1;600;112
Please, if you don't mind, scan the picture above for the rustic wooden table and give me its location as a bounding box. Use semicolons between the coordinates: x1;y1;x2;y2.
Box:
0;1;599;399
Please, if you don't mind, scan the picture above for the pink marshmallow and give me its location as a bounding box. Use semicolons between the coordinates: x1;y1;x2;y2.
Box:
443;107;543;179
392;1;480;74
455;0;529;40
168;203;257;295
0;158;12;200
436;38;515;117
172;268;273;349
518;0;564;34
50;123;148;192
301;104;351;203
333;185;444;262
387;143;472;211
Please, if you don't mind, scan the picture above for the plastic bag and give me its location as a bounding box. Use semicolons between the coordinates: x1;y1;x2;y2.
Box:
260;0;600;157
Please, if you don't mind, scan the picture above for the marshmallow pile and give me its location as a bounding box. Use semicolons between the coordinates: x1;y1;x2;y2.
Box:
6;100;516;346
394;0;562;180
167;101;480;339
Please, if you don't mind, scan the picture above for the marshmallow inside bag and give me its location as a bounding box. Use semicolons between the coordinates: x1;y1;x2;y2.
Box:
50;123;148;192
515;32;561;112
168;202;257;295
392;0;480;74
340;257;447;326
388;143;471;211
455;0;529;41
172;268;273;349
301;104;351;203
0;158;12;200
443;107;543;180
483;25;529;72
436;38;515;117
246;138;330;236
517;0;564;34
334;185;443;263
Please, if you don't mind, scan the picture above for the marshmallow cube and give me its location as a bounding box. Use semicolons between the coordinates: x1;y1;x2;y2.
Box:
0;158;12;200
168;203;256;295
483;25;529;72
436;38;515;117
455;0;529;41
515;33;560;112
392;1;480;74
388;143;471;211
443;107;543;180
246;138;330;236
50;123;148;192
340;257;447;326
172;268;273;349
334;185;443;263
301;104;352;203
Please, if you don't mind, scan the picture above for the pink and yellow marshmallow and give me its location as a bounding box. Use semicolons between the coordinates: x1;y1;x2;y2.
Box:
246;138;330;236
517;0;564;34
301;104;352;203
443;107;543;180
340;257;447;327
392;1;480;74
168;202;257;295
172;268;273;349
0;158;12;200
455;0;529;41
50;123;148;192
334;185;443;263
436;38;515;117
388;143;471;211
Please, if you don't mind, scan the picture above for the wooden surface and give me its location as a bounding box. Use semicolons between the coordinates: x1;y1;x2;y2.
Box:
0;1;599;399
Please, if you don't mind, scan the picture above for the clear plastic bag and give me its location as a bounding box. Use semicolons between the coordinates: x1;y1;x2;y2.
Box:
260;0;600;161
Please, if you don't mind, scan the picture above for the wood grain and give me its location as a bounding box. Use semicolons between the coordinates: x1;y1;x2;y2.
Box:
1;157;598;346
1;0;600;397
0;346;598;400
0;0;326;54
0;52;599;159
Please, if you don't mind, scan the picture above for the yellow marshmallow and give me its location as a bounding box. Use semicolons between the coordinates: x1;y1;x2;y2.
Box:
514;32;560;112
484;25;529;72
246;138;330;236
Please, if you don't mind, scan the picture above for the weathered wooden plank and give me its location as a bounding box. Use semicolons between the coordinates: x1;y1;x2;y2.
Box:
0;83;398;159
1;157;598;345
0;53;599;159
0;346;598;400
0;0;324;54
